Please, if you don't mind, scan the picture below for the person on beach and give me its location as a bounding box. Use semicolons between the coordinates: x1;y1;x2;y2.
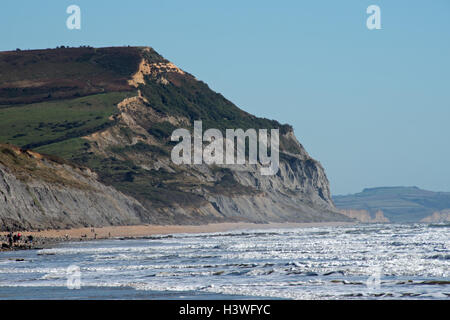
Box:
7;233;13;247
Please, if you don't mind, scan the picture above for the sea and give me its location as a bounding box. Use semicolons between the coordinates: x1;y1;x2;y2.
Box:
0;223;448;300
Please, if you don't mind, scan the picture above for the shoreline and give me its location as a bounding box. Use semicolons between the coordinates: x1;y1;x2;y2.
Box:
0;221;355;251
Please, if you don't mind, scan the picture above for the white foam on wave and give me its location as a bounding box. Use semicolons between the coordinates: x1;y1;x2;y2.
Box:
0;223;448;299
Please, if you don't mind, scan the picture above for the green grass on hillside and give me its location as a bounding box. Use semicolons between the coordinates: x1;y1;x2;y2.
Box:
0;92;133;151
34;138;89;160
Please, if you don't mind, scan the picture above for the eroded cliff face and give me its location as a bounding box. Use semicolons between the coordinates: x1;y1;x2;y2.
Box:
0;137;348;231
82;88;348;224
0;145;151;231
338;209;389;223
0;46;351;230
421;210;450;223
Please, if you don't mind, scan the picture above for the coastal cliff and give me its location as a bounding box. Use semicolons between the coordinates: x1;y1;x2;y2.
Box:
0;144;150;231
333;186;450;223
0;46;350;230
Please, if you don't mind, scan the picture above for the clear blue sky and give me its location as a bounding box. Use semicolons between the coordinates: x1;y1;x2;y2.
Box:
1;0;449;195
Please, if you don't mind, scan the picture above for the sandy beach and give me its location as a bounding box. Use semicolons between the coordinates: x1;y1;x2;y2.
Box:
0;221;354;251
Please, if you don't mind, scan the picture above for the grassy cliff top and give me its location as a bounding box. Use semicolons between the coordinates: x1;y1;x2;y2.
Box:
0;46;160;105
